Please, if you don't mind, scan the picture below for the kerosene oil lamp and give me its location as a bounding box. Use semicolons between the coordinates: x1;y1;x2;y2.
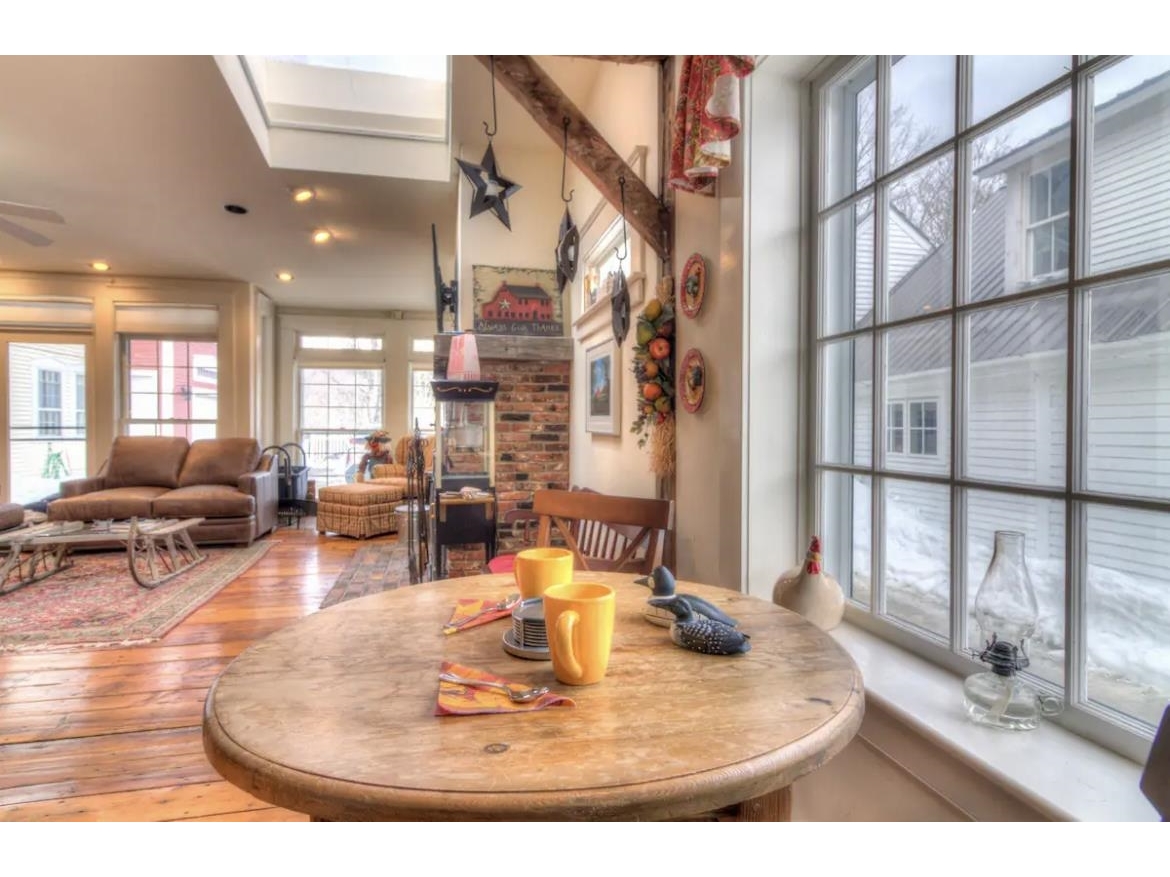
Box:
963;530;1060;730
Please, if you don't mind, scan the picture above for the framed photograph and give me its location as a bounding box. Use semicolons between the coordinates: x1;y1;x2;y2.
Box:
585;336;620;435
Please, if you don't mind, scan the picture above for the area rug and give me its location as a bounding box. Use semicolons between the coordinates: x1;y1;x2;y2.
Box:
320;541;414;609
0;540;274;653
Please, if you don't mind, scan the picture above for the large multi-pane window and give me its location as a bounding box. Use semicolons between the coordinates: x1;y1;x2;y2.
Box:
814;55;1170;760
298;367;383;487
121;338;218;439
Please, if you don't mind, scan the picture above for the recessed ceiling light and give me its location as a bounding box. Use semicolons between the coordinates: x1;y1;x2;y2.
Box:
91;261;110;272
224;204;248;215
312;229;333;244
276;271;294;282
292;187;315;203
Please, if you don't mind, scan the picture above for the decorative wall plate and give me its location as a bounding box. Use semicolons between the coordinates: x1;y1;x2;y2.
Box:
680;348;705;413
681;253;706;319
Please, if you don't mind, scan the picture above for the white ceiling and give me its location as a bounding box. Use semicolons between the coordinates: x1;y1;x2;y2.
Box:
0;55;604;312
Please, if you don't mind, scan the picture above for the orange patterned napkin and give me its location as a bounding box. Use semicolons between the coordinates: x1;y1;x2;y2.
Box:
442;595;520;635
434;661;575;716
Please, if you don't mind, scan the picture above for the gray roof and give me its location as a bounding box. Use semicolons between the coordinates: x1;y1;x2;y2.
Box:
875;185;1170;379
866;66;1170;380
976;68;1170;178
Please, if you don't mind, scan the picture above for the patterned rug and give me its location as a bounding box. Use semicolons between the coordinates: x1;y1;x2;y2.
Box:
0;540;274;653
320;541;415;609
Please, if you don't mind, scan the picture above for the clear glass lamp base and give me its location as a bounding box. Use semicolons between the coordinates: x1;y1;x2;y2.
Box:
962;671;1042;731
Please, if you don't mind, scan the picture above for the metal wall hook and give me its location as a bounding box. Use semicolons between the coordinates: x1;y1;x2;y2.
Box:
614;175;629;263
482;55;498;138
559;116;574;204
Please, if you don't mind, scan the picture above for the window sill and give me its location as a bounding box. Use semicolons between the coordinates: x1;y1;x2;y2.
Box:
828;622;1158;821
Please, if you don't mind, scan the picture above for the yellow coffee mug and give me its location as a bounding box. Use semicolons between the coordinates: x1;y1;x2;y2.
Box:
513;547;575;600
542;582;615;686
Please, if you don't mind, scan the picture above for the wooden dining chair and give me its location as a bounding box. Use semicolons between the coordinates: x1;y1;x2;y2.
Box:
531;487;674;574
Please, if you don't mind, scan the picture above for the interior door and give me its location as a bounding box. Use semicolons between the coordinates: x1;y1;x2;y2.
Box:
0;334;91;506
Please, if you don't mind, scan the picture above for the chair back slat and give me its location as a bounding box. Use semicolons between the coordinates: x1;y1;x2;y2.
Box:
532;489;674;575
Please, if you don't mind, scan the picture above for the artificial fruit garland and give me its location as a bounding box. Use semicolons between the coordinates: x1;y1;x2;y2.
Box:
631;280;677;477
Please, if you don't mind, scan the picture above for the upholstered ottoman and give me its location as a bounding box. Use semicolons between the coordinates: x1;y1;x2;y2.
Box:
316;482;406;539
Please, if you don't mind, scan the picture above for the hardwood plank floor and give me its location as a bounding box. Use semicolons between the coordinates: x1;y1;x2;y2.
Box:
0;523;397;821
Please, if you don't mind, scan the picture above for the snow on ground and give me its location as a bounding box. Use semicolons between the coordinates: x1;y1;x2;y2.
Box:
844;488;1170;726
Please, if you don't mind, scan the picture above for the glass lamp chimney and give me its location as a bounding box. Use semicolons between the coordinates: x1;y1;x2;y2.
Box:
973;530;1038;654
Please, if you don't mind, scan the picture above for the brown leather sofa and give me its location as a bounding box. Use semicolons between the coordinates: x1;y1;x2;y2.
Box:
48;436;277;545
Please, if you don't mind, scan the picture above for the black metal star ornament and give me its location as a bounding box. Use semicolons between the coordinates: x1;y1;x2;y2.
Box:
456;142;521;231
456;56;521;231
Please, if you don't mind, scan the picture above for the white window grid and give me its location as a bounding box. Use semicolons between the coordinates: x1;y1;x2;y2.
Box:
75;373;85;430
410;366;435;434
37;368;62;437
886;401;905;453
810;55;1170;763
1026;159;1071;279
120;337;218;439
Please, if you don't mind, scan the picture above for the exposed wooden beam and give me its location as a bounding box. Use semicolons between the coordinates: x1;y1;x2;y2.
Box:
564;56;668;65
479;55;671;262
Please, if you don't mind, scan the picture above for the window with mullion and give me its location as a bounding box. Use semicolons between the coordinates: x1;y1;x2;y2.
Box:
121;338;218;440
1027;160;1070;279
813;55;1170;760
37;369;62;437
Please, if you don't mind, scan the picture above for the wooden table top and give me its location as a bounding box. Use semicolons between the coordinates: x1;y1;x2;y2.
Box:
202;572;864;821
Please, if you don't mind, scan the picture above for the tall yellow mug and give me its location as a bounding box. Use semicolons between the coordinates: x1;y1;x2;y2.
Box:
513;547;575;600
542;582;616;686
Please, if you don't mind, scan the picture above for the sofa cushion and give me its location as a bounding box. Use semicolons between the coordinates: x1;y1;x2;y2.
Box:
152;485;255;518
0;502;26;532
179;439;261;488
104;436;190;489
48;487;168;521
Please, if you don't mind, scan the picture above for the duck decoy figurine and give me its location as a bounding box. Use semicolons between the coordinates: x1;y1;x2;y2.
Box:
648;596;752;656
635;565;740;628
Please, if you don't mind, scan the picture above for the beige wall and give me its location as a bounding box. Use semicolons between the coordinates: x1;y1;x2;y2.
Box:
670;56;822;593
743;57;823;598
256;291;276;448
564;59;660;499
792;700;1048;821
454;143;564;333
0;270;257;480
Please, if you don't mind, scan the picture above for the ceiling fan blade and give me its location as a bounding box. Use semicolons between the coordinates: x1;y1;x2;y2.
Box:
0;216;54;246
0;200;65;224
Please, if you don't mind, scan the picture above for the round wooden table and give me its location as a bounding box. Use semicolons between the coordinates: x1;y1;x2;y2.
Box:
202;572;864;821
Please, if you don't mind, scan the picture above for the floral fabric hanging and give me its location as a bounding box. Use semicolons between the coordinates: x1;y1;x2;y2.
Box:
668;55;757;196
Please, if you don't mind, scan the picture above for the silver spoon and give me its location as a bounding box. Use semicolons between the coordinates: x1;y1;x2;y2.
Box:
438;672;550;703
443;593;520;630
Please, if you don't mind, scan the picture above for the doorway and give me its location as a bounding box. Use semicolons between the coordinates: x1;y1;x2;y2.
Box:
0;335;91;506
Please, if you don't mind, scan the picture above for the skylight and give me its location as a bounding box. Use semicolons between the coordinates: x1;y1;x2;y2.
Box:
240;54;449;142
266;55;448;81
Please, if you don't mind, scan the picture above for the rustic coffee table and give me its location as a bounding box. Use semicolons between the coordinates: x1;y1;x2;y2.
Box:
203;571;864;821
0;517;206;594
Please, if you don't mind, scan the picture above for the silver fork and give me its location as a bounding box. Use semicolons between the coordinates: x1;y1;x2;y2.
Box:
438;672;550;703
442;593;520;630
